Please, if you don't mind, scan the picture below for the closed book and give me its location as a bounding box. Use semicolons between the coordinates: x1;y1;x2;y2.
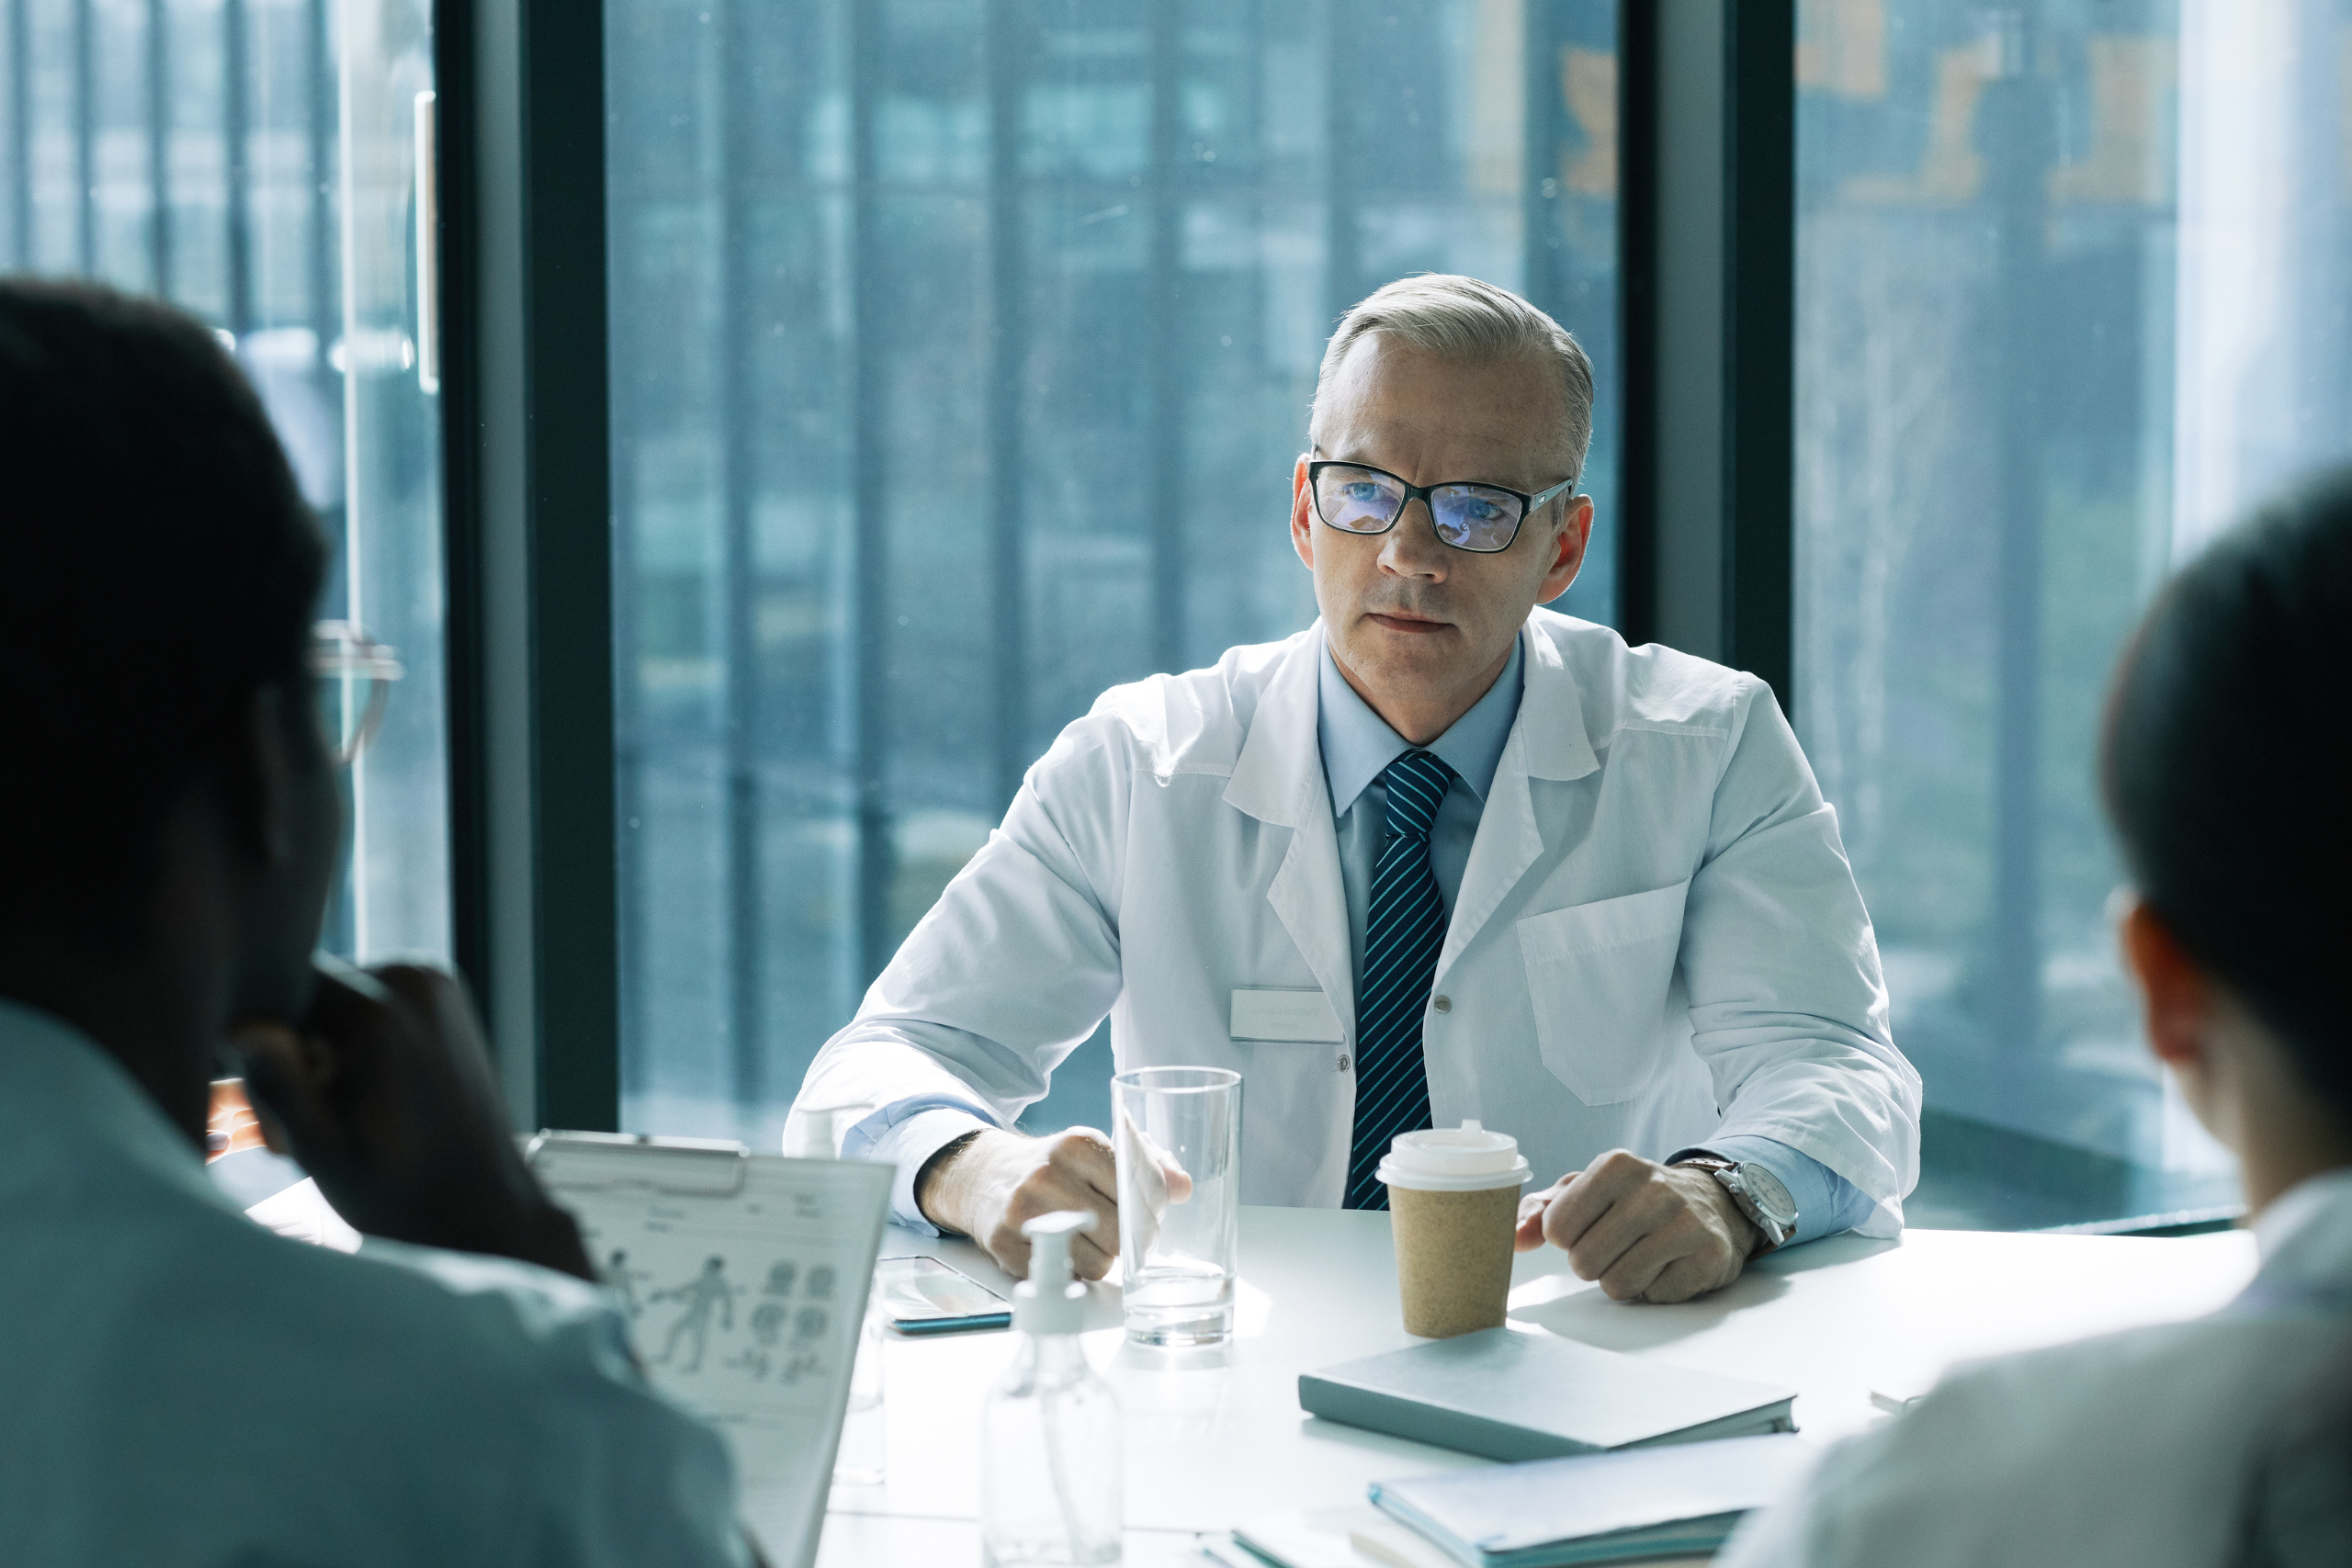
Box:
1369;1433;1815;1568
1297;1326;1796;1461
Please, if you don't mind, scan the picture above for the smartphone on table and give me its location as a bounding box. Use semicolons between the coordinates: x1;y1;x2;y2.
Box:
873;1255;1012;1334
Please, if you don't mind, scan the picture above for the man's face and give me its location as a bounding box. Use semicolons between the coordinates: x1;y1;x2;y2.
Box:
1291;334;1592;739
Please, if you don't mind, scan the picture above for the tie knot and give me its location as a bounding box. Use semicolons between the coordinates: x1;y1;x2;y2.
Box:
1380;750;1453;841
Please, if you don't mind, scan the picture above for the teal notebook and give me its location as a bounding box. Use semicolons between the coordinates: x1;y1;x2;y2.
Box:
1369;1433;1815;1568
1298;1327;1797;1462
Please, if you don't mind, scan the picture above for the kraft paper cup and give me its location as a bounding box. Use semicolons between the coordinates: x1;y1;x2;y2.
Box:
1378;1122;1532;1339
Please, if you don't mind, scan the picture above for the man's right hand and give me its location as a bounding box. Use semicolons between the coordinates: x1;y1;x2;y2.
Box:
916;1127;1122;1280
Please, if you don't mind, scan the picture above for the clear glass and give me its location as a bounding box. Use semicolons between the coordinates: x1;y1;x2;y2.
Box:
604;0;1623;1147
1;0;451;969
1112;1066;1239;1348
1793;2;2351;1224
981;1333;1123;1568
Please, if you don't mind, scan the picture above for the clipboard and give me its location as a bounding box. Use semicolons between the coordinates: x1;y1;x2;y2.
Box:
529;1131;894;1568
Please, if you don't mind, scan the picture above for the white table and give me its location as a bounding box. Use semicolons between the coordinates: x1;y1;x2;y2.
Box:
733;1208;2258;1565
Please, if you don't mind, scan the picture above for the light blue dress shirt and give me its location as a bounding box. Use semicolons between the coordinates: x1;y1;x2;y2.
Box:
0;998;749;1567
1316;634;1871;1247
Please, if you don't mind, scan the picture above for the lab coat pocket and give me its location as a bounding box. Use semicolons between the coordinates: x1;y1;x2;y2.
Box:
1515;879;1690;1106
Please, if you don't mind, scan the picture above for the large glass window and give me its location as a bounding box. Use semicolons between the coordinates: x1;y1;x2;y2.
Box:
2;0;451;964
1795;0;2351;1224
607;0;1623;1146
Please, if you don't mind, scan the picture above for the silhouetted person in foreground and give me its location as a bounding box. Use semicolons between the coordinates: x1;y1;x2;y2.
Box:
0;280;750;1566
1721;471;2352;1568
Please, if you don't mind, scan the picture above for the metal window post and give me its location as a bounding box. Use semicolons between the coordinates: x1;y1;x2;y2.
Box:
985;0;1029;809
1146;0;1185;675
145;0;171;292
224;0;252;334
439;0;619;1132
1620;0;1795;713
306;0;333;359
1322;0;1356;327
847;0;893;990
8;0;29;265
1984;33;2051;1082
718;0;765;1111
73;0;93;273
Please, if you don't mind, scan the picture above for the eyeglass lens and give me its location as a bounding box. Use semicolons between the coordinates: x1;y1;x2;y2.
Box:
1315;464;1522;551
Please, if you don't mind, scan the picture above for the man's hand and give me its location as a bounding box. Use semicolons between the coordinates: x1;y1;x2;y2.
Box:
1511;1149;1758;1303
232;960;596;1283
916;1127;1141;1280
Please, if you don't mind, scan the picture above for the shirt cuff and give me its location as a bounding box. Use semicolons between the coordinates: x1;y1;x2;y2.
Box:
1671;1134;1875;1248
845;1100;999;1236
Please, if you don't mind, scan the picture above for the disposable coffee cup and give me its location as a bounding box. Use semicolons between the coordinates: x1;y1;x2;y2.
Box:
1377;1121;1532;1339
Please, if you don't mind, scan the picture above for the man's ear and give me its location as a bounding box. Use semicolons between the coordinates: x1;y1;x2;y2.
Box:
1291;454;1317;571
2119;897;2215;1076
1535;494;1593;603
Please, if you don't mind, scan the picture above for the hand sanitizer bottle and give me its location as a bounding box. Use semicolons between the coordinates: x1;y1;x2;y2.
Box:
981;1212;1122;1567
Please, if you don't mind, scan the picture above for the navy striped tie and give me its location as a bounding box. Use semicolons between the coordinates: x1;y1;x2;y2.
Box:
1344;749;1456;1210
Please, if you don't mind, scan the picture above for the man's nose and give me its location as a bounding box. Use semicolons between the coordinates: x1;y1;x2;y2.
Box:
1379;499;1451;577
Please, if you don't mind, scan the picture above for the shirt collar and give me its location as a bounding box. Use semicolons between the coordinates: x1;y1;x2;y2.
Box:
1317;627;1525;820
2252;1164;2352;1273
0;996;237;1214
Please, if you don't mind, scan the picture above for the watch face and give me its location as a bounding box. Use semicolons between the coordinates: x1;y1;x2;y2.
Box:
1739;1163;1798;1227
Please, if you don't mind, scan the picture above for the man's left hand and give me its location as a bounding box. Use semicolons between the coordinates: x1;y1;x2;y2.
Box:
1512;1149;1758;1303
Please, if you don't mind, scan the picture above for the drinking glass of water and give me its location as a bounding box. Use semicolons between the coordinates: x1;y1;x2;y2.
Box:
1112;1066;1240;1348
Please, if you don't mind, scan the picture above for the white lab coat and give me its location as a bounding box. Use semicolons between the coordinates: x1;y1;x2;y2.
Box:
1717;1168;2352;1568
800;609;1920;1228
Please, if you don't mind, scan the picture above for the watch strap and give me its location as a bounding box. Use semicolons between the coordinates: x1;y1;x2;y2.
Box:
1671;1156;1792;1256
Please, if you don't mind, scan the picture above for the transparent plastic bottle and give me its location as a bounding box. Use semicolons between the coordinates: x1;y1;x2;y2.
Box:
981;1212;1122;1567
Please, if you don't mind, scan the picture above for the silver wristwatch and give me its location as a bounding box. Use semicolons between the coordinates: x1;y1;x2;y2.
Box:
1675;1156;1798;1255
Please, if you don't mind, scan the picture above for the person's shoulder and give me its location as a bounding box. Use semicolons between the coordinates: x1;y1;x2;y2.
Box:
1525;607;1766;739
5;1184;734;1565
1055;628;1310;781
1739;1313;2304;1568
161;1210;628;1405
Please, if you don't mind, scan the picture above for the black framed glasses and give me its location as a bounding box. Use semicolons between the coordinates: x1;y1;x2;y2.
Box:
1307;458;1577;553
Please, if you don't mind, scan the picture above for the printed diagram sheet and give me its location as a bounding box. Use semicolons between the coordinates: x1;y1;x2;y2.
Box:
531;1134;892;1516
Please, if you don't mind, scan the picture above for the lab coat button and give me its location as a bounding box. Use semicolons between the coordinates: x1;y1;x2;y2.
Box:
1337;1052;1351;1071
1431;995;1452;1013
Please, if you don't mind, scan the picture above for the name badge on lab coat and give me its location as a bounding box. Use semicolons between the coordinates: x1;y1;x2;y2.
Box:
1230;988;1345;1043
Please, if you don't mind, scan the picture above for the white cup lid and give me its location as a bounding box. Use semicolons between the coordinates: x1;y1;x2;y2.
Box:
1376;1121;1533;1192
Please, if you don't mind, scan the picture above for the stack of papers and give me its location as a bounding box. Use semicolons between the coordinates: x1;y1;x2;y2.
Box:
1366;1434;1815;1567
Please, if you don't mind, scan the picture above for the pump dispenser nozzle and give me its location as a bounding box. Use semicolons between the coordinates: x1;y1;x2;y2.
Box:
1013;1211;1095;1335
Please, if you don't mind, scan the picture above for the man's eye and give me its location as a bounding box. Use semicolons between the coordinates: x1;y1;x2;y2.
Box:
1340;483;1387;503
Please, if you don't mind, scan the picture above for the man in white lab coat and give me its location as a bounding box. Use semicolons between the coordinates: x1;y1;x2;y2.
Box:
797;276;1919;1302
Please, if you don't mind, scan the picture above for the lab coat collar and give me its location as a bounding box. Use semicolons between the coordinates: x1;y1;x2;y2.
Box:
1515;613;1602;784
1230;613;1599;828
1221;613;1608;1017
1224;628;1357;1035
1432;618;1601;982
1224;627;1328;830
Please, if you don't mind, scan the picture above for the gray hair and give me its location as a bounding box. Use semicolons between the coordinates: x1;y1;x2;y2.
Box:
1310;274;1595;487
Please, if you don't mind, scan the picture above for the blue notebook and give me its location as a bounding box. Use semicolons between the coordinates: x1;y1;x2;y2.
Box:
1369;1434;1815;1568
